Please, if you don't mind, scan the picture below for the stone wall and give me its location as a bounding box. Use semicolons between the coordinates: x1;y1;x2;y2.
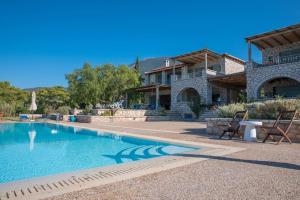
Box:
75;115;92;123
224;57;245;74
206;118;300;142
88;109;163;117
114;109;160;117
91;115;173;123
246;62;300;99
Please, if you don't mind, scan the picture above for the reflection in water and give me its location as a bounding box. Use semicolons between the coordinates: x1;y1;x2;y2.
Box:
51;129;58;134
97;131;105;136
73;127;82;134
28;130;36;151
103;145;170;163
113;134;121;141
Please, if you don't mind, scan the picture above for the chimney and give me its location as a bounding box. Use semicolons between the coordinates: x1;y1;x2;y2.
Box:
165;59;170;67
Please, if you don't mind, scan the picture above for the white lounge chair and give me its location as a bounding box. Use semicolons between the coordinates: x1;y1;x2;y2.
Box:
109;100;124;109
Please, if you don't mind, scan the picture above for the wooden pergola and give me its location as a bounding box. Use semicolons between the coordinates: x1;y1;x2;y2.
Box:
144;64;184;75
172;48;221;64
170;48;245;77
131;84;171;92
246;23;300;62
208;72;246;89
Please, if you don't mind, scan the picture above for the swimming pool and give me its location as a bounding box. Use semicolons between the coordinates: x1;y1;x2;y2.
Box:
0;123;197;183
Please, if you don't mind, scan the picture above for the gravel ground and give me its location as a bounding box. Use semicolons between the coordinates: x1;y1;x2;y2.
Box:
46;121;300;200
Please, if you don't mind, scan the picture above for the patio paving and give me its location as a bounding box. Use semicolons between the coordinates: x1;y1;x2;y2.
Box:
46;121;300;200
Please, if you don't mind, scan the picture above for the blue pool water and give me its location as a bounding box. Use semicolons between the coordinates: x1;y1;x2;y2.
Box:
0;123;197;183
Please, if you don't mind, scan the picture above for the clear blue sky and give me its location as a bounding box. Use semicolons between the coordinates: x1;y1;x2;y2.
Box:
0;0;299;88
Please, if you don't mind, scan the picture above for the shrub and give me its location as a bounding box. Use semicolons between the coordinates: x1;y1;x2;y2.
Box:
43;106;56;114
101;110;112;116
217;103;246;118
251;99;300;119
217;99;300;119
83;104;93;115
56;106;71;115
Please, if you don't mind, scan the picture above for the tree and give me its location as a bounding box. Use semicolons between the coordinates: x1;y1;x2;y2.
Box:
133;57;144;84
66;63;141;108
66;63;100;108
0;81;30;116
36;87;70;114
134;57;141;73
0;81;29;103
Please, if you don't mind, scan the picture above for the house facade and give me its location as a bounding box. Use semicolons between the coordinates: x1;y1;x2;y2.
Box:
132;23;300;114
134;49;246;113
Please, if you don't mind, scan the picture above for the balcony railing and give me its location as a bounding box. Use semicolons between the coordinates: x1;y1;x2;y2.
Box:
173;70;203;82
253;54;300;68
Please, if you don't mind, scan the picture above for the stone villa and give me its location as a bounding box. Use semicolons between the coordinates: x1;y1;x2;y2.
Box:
132;23;300;114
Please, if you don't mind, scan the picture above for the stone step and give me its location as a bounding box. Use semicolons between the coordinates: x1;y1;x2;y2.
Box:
199;110;218;121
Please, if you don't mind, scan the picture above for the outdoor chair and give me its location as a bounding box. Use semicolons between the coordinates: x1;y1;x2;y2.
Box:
219;110;248;139
262;110;298;144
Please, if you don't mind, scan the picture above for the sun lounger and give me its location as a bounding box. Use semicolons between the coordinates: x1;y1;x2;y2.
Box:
19;114;30;121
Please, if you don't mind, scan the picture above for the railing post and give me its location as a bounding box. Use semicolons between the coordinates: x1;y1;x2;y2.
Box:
248;42;252;64
204;52;208;71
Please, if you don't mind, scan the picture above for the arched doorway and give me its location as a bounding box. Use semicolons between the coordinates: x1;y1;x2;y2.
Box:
258;77;300;98
177;88;201;104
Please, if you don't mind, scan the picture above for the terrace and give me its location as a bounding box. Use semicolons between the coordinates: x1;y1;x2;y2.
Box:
44;120;300;200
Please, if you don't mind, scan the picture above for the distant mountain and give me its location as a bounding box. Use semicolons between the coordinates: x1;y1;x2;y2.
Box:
24;87;67;92
130;57;170;83
129;57;170;71
23;87;46;92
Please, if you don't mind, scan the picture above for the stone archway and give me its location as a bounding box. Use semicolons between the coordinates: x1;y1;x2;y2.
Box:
247;65;300;99
174;87;202;113
176;87;201;103
256;76;300;98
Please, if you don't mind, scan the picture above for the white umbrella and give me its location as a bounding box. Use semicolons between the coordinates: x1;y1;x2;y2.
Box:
29;91;37;112
29;91;37;120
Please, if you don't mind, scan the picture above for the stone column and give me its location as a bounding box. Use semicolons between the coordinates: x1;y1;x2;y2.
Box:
204;52;208;70
172;59;176;82
155;85;159;110
161;71;166;84
182;66;188;79
248;42;252;64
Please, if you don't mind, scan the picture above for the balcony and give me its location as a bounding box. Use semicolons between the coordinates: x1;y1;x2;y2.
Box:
173;70;203;82
252;54;300;68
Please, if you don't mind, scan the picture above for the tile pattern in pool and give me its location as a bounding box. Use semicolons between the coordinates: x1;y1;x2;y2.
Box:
0;123;197;183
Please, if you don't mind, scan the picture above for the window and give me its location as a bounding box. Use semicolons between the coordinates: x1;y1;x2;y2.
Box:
208;64;221;72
